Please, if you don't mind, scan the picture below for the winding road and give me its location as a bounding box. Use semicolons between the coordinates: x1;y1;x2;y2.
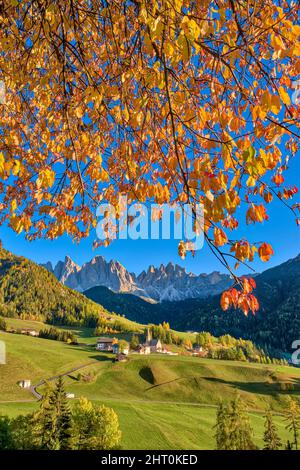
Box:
30;361;97;400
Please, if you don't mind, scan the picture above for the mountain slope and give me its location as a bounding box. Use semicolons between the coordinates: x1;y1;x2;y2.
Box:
43;256;231;302
84;285;161;324
0;248;110;326
136;262;231;301
161;254;300;350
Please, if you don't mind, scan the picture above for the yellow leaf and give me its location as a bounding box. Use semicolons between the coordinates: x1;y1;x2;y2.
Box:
0;152;4;176
12;160;20;176
37;168;55;189
246;176;256;187
278;86;290;105
11;199;17;212
10;214;23;234
271;94;281;114
123;105;129;121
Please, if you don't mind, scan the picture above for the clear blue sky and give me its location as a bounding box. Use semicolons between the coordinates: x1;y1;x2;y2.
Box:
1;153;299;276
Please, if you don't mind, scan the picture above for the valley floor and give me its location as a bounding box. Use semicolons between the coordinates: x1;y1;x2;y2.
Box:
1;319;300;450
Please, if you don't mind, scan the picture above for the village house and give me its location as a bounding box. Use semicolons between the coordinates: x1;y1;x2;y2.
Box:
136;344;151;355
133;329;164;355
96;337;115;352
19;329;39;337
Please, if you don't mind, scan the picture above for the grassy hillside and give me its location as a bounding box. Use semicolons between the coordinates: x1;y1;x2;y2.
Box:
0;327;300;449
0;248;109;325
0;248;144;334
0;399;291;450
0;330;98;401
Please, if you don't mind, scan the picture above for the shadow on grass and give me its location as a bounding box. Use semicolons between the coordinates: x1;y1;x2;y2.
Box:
202;376;300;396
139;366;155;385
88;354;113;363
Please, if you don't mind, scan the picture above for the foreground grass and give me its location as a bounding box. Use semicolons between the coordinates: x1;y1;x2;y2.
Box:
0;400;291;450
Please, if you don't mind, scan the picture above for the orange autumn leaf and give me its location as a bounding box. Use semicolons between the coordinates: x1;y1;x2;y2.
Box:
0;1;297;318
272;174;284;186
246;205;268;224
214;227;228;247
220;277;259;316
220;291;232;311
258;242;274;262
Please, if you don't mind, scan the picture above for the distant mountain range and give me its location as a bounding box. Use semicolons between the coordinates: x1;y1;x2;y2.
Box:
1;245;300;351
83;253;300;351
42;256;232;302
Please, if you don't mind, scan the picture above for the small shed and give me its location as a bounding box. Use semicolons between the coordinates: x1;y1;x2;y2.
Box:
18;379;31;389
21;329;39;337
115;353;128;362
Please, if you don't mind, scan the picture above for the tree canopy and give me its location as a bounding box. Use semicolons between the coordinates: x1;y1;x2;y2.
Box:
0;0;299;314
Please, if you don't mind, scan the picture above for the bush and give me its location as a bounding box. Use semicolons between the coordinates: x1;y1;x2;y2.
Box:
0;318;7;331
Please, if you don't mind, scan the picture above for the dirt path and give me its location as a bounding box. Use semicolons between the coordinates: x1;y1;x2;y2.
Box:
30;361;97;400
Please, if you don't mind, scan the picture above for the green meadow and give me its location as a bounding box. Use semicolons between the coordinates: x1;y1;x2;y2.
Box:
1;320;300;449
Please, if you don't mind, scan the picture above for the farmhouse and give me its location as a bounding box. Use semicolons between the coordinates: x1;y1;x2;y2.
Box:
136;344;151;355
20;329;39;337
96;337;115;351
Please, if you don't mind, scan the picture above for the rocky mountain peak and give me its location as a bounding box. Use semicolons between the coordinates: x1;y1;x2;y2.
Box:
42;256;232;302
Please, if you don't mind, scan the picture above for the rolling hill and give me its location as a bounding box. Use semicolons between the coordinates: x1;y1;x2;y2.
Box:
1;325;300;449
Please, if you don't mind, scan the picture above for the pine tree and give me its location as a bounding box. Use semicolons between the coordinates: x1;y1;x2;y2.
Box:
285;440;293;450
284;398;300;451
229;397;256;450
0;415;13;450
31;387;57;449
263;409;282;450
214;403;230;450
49;377;73;450
214;397;256;450
32;379;73;450
130;334;139;351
